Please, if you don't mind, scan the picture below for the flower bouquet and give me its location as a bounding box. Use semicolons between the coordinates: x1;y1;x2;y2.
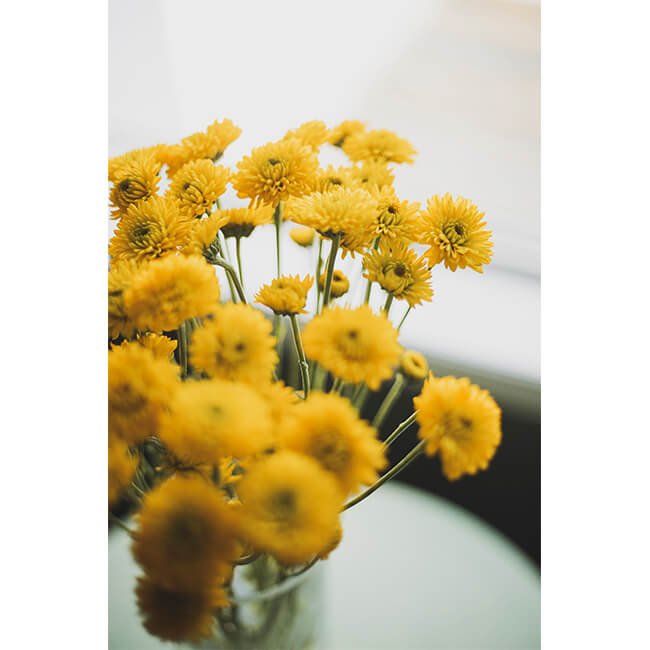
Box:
108;118;502;648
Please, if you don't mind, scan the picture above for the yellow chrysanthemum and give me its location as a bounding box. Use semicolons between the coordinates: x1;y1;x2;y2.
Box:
119;333;177;360
232;139;319;207
363;241;433;307
347;161;395;190
108;196;191;263
136;577;228;644
343;129;417;164
254;380;301;439
309;165;354;194
216;206;274;239
110;153;162;219
417;194;493;273
108;259;142;340
183;212;229;258
124;255;220;332
109;146;165;183
318;269;350;299
108;344;179;445
189;303;278;384
236;450;343;565
132;474;241;591
413;374;502;480
255;275;314;316
327;120;366;147
368;186;420;243
159;379;273;465
285;188;377;240
289;226;316;247
163;118;242;176
167;160;230;218
108;435;138;506
302;305;401;390
283;120;329;151
279;392;387;497
399;350;429;380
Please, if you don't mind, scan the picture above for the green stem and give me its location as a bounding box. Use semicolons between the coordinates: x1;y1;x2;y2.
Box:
330;376;344;394
235;236;245;294
371;373;406;430
274;203;283;279
363;237;380;304
217;233;238;302
177;321;189;378
383;411;418;447
108;512;133;535
315;237;324;311
383;293;394;316
342;439;426;511
312;363;327;391
321;234;341;310
397;306;412;332
289;314;310;399
213;257;247;303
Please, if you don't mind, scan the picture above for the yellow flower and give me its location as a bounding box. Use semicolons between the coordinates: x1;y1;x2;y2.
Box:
289;226;316;247
109;146;164;183
108;196;191;263
124;255;220;332
189;303;278;384
302;305;401;390
413;374;502;480
119;333;177;360
318;269;350;299
132;474;241;591
368;186;420;243
309;165;354;193
399;350;429;380
217;205;274;239
348;161;395;190
255;275;313;316
159;379;273;465
236;450;343;565
108;344;179;445
163;118;242;176
285;188;377;239
109;153;162;219
279;392;387;497
167;160;230;218
232;139;319;207
108;259;142;340
254;380;301;439
363;241;433;307
417;194;493;273
343;129;417;164
136;577;228;644
108;435;138;506
327;120;366;147
183;212;229;258
284;120;329;151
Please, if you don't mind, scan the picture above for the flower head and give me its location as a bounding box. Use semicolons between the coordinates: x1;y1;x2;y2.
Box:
159;379;273;465
254;380;301;438
318;269;350;299
183;212;229;258
279;392;387;496
190;303;278;384
343;129;416;164
236;450;343;565
399;350;429;380
118;333;177;360
108;259;142;340
136;577;228;644
368;186;420;243
310;165;355;194
132;474;241;591
108;435;138;506
348;161;395;191
108;344;179;445
110;153;162;218
283;120;329;151
289;226;316;247
167;160;230;218
217;205;274;239
255;275;313;316
413;374;502;480
327;120;366;147
163;118;241;176
109;146;165;183
108;196;191;263
124;255;220;332
417;194;493;273
232;139;319;207
302;305;401;390
363;241;433;307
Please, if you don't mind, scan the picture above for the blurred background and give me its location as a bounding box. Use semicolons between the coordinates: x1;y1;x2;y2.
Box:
110;0;540;565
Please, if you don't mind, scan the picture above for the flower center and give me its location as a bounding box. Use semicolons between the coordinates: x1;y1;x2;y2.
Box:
165;510;210;559
441;412;474;441
269;489;297;521
310;431;351;472
443;222;468;246
111;382;146;414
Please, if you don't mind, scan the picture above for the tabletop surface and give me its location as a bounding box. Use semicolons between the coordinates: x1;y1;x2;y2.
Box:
109;482;540;650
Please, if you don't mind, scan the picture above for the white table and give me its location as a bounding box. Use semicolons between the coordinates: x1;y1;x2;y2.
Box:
109;483;539;649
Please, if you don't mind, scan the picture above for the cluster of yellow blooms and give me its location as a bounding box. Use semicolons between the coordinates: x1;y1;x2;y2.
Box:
108;118;501;643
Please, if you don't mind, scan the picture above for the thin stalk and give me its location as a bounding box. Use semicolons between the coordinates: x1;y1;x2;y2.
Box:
274;203;283;278
383;293;394;316
315;238;324;311
371;373;406;430
353;384;369;413
235;236;245;294
235;552;260;566
109;512;133;535
342;439;426;511
321;234;341;310
312;363;327;391
383;411;418;447
397;306;412;332
363;237;380;304
213;257;247;303
217;232;238;302
330;376;344;394
289;314;310;399
177;321;189;378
